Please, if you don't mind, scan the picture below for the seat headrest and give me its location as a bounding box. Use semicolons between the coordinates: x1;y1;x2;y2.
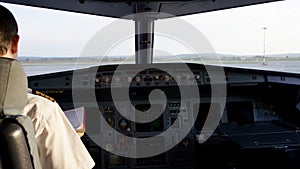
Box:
0;58;27;116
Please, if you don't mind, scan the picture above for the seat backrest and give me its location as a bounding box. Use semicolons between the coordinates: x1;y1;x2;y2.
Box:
0;58;41;169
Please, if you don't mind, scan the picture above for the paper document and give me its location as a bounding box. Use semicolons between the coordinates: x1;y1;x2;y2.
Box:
64;107;85;132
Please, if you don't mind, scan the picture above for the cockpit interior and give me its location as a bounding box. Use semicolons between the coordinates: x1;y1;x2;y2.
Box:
0;0;300;169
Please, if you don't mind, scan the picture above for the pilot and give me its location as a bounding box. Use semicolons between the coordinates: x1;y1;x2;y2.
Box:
0;4;95;169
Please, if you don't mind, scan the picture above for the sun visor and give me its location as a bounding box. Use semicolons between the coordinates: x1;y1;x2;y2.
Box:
0;58;27;116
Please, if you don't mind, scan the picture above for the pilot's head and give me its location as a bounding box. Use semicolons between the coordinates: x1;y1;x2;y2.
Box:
0;4;19;59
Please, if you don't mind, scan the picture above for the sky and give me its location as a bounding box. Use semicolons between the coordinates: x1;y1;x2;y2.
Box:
1;0;300;57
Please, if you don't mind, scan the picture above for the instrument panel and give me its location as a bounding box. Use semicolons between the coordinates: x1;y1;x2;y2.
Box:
28;63;300;169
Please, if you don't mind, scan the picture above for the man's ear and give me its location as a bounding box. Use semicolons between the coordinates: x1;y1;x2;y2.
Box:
11;35;19;54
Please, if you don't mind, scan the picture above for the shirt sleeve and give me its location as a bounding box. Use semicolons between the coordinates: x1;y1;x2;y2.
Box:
22;94;95;169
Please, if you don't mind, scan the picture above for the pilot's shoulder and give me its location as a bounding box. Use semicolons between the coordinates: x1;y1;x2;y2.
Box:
25;93;60;121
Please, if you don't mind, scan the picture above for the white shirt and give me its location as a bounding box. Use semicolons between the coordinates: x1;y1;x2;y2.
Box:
21;93;95;169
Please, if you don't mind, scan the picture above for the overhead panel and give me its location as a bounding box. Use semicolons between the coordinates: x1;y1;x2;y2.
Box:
0;0;282;19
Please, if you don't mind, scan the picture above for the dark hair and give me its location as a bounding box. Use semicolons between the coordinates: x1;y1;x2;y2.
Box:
0;4;18;55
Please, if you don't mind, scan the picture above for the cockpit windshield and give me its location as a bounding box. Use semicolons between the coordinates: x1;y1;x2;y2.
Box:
1;0;299;76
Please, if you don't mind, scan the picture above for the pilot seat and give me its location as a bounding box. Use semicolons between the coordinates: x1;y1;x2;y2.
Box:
0;58;41;169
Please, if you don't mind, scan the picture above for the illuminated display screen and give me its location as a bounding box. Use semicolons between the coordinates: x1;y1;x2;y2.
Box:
135;104;164;132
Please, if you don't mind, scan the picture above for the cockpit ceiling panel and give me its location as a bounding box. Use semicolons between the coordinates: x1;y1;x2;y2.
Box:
0;0;282;19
